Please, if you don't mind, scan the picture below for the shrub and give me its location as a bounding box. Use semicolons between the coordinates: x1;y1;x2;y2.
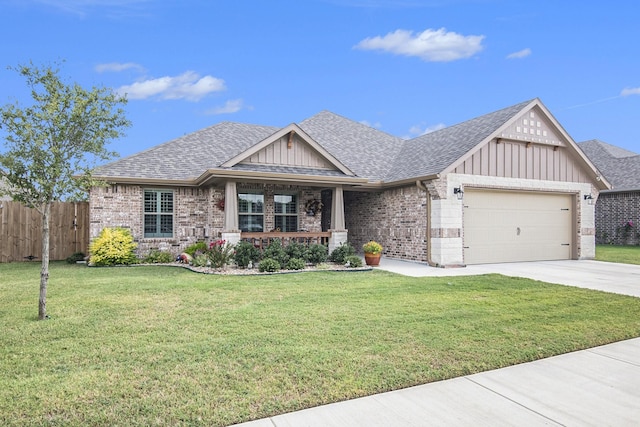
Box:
234;240;261;268
306;244;328;265
65;251;85;264
184;242;208;257
329;242;355;264
263;239;288;268
191;253;210;267
258;257;280;273
344;255;363;268
89;227;138;266
208;239;235;268
286;257;306;270
285;241;308;261
142;249;174;264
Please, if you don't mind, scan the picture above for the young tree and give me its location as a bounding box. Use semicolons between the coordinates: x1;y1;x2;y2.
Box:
0;61;130;320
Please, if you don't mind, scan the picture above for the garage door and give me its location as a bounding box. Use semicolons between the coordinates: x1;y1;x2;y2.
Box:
463;190;573;264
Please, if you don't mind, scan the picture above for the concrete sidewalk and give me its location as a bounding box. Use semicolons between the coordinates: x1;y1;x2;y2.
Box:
232;259;640;426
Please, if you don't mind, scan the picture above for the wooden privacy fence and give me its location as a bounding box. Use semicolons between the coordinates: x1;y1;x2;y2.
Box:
0;201;89;263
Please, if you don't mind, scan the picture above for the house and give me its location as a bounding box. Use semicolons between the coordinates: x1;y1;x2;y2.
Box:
90;98;610;266
578;140;640;245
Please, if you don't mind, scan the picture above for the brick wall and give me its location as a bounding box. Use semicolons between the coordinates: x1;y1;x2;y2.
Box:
90;185;217;257
90;183;322;258
595;191;640;245
345;185;427;261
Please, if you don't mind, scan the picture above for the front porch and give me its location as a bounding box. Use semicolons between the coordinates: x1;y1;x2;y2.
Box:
221;181;349;253
240;231;331;250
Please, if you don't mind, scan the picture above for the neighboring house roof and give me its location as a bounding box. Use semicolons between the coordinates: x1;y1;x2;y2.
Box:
0;178;11;201
93;98;607;190
579;139;640;192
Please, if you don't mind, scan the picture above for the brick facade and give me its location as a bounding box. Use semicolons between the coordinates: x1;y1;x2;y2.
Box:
345;185;428;262
90;183;323;257
595;191;640;245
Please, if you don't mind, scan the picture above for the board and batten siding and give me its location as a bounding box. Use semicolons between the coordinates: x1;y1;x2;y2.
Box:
240;134;334;169
453;140;591;184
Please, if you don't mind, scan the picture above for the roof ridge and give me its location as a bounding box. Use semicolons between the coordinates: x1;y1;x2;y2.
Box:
301;110;405;142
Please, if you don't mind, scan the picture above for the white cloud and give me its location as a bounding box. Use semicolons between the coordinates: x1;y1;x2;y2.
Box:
95;62;144;73
621;87;640;97
205;99;244;115
354;27;485;62
407;122;446;138
117;71;226;102
506;48;532;59
359;120;382;129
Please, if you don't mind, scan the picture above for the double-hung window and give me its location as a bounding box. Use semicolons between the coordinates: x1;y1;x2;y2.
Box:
274;194;298;232
144;189;174;237
238;192;264;232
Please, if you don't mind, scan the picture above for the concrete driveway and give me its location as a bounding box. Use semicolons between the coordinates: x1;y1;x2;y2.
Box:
376;258;640;297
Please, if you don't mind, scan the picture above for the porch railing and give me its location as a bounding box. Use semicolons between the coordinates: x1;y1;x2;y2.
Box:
240;232;331;250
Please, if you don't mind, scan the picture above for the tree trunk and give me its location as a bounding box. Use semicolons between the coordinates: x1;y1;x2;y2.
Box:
39;202;51;320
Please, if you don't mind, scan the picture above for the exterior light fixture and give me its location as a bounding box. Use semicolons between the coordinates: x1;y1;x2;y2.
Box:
454;186;464;200
584;194;594;205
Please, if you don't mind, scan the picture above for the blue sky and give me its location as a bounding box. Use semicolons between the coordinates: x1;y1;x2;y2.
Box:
1;0;639;160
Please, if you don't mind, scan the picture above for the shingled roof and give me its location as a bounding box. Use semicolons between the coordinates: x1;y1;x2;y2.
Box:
93;122;278;181
386;99;533;182
298;111;404;182
579;140;640;192
94;98;580;187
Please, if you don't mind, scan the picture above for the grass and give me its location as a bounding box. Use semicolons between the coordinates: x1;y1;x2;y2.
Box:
2;262;640;426
596;244;640;265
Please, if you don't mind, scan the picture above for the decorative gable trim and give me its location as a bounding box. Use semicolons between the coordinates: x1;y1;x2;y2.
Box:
442;99;610;190
499;105;565;147
221;124;355;176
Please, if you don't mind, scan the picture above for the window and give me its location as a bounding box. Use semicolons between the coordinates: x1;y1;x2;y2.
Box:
238;192;264;232
144;190;174;237
274;194;298;232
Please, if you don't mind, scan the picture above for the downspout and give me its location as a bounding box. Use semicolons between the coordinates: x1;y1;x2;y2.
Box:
416;180;436;267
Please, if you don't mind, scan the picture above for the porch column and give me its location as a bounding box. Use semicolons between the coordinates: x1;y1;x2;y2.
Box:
222;180;240;245
330;185;345;230
329;185;347;254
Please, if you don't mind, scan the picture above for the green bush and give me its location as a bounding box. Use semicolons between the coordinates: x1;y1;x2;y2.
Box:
89;227;138;266
234;240;261;268
285;241;308;261
344;255;363;268
286;257;306;270
329;242;355;264
263;239;289;268
65;251;85;264
184;242;208;257
258;257;280;273
191;253;209;267
142;249;174;264
306;244;328;265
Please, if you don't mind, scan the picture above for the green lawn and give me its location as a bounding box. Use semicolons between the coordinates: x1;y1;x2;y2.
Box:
2;263;640;426
596;244;640;265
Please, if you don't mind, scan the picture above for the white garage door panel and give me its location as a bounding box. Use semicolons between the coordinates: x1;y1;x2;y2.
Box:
464;190;572;264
